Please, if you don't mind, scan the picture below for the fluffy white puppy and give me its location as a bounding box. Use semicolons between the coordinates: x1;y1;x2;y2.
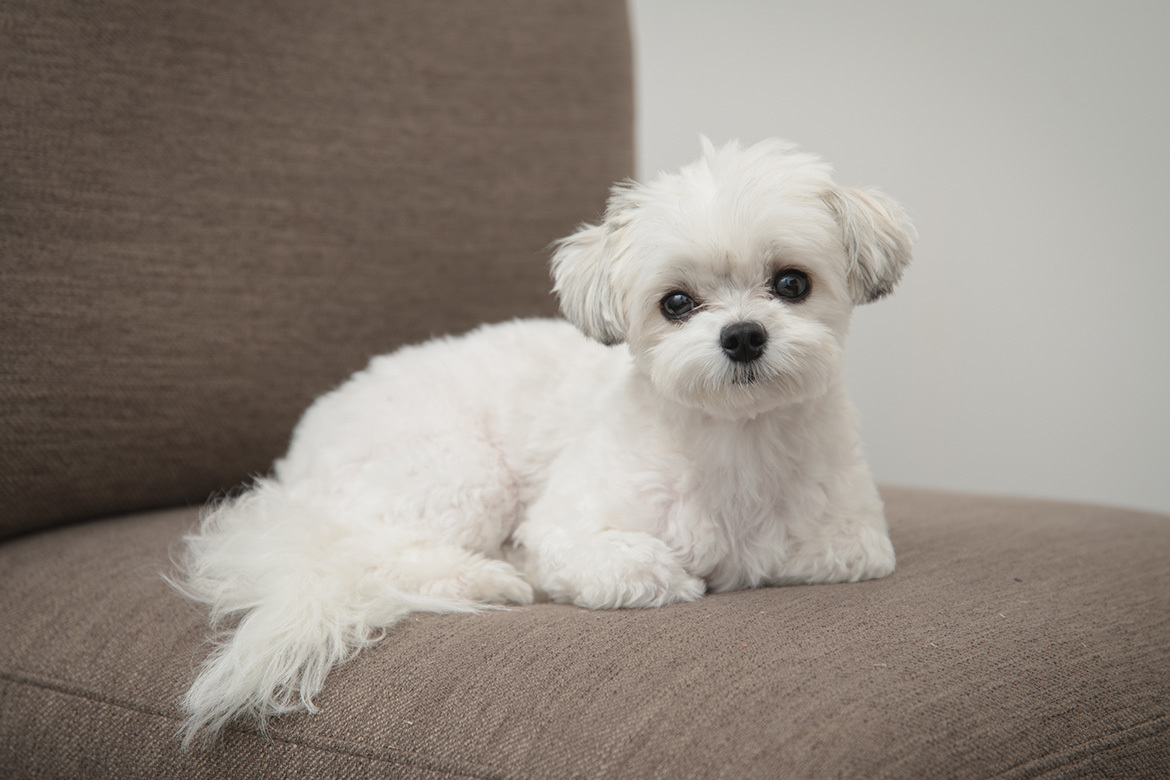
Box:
175;137;914;744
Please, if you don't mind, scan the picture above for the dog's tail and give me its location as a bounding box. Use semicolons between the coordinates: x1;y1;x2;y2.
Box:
169;478;489;748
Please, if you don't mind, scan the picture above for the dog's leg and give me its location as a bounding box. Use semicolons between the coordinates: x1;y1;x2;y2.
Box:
517;521;705;609
386;540;535;604
766;472;896;585
771;520;896;585
510;426;706;609
514;447;705;610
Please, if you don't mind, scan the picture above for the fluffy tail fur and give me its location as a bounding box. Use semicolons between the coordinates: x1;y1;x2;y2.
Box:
169;479;490;747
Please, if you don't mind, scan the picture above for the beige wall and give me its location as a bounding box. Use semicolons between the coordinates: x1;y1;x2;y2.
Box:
631;0;1170;513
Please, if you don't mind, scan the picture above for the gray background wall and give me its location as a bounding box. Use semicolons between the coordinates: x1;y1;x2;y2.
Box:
630;0;1170;513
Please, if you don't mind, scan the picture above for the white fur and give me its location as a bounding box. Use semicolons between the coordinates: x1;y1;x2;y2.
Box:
174;138;915;745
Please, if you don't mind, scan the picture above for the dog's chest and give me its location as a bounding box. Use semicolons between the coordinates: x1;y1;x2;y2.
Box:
662;431;813;589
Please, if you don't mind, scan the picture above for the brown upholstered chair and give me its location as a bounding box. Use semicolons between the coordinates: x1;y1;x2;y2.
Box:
2;2;1167;777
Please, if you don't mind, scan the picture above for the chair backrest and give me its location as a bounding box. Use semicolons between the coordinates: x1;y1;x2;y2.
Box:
0;0;633;538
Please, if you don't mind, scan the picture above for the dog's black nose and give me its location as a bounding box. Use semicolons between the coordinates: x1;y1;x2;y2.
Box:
720;322;767;363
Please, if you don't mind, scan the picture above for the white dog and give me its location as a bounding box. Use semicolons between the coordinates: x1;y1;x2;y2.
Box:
175;137;914;744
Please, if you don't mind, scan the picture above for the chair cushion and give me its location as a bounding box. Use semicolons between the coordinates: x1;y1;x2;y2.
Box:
1;488;1167;778
0;0;633;538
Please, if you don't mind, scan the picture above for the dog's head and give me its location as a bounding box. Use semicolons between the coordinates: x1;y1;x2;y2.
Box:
552;138;915;418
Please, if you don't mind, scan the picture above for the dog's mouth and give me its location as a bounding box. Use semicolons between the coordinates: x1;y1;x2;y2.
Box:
730;365;760;386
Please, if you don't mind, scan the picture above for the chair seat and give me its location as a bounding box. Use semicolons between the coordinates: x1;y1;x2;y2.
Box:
1;487;1167;778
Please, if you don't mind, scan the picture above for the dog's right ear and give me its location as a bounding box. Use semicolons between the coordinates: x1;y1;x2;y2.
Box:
551;222;626;346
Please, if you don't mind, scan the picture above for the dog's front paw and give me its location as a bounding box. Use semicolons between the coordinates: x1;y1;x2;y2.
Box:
536;529;705;609
844;529;896;582
775;527;896;585
417;556;535;605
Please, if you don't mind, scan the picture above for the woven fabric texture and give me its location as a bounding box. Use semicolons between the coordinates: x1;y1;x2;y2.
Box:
0;0;633;538
1;488;1167;779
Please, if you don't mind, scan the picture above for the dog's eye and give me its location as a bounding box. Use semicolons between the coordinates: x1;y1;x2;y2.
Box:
773;270;810;301
661;292;696;320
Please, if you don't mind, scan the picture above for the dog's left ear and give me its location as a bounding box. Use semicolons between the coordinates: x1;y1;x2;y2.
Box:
551;222;626;346
823;186;916;305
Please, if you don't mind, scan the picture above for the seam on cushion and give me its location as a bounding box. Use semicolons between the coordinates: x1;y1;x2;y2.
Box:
1031;726;1170;779
0;668;511;780
985;714;1169;780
